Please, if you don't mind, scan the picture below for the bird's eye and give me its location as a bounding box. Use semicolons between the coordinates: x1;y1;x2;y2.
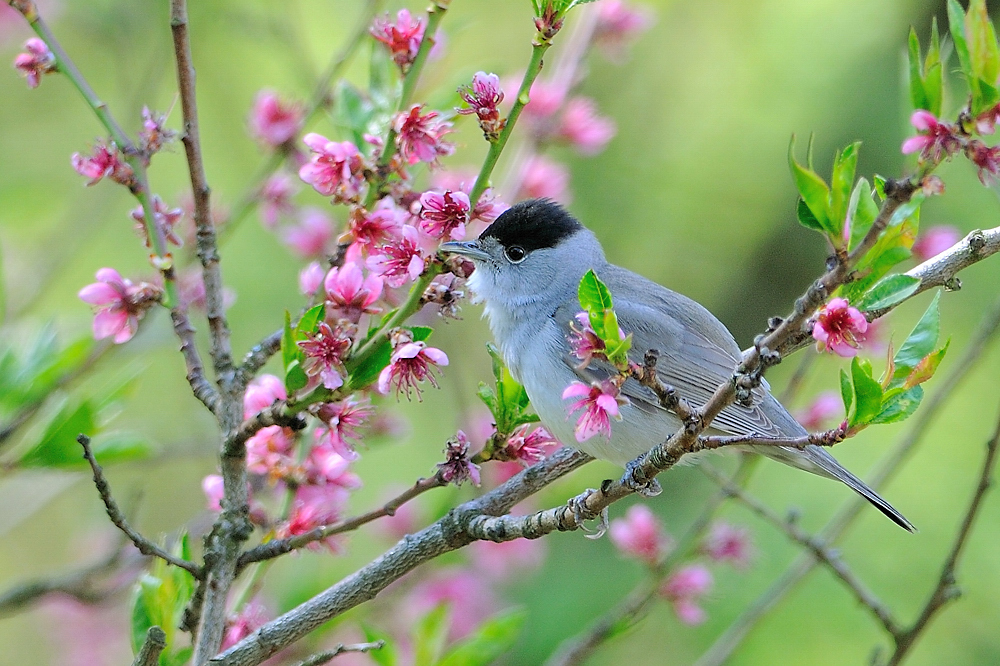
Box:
505;245;526;263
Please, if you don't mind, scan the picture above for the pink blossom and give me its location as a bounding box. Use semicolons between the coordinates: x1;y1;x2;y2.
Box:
702;521;754;569
470;537;546;580
279;484;351;551
436;431;481;486
282;208;334;258
518;154;571;203
303;433;363;487
202;474;224;511
418;189;470;240
609;504;673;565
177;269;236;312
314;398;373;461
130;195;184;247
403;568;499;641
245;425;296;479
500;424;557;465
812;297;867;357
348;198;406;253
427;172;507;227
558;97;616;155
366;225;427;287
568;311;624;368
965;140;1000;186
248;90;303;147
299;261;326;296
562;380;627;442
370;9;425;71
912;225;961;262
259;173;298;228
138;106;175;154
797;391;843;431
457;71;505;140
392;105;454;165
299;134;367;201
901;110;961;162
71;141;133;187
222;599;269;651
324;262;383;322
594;0;653;59
471;187;508;225
659;564;713;626
13;37;55;88
976;104;1000;135
299;320;354;390
78;268;162;344
377;339;449;399
243;374;287;419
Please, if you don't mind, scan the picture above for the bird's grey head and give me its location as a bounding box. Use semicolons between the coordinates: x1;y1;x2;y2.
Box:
441;199;606;315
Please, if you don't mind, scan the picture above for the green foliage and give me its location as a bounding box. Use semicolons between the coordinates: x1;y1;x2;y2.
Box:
846;178;881;251
854;274;921;311
530;0;596;18
841;195;922;304
908;19;944;116
437;609;527;666
412;604;450;666
788;138;864;248
577;269;632;369
130;535;195;666
476;344;539;436
949;0;1000;114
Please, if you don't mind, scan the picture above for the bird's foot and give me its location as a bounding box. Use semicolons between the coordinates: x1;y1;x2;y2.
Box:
622;459;663;497
567;489;609;540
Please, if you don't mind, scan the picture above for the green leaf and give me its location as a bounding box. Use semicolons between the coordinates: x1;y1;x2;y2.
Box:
295;304;326;340
967;0;1000;89
346;326;432;390
909;27;929;111
893;291;941;378
871;385;924;424
281;312;301;374
131;575;160;655
476;382;498;416
904;340;950;388
412;604;450;666
849;357;883;428
17;399;96;468
840;369;854;418
486;343;504;382
788;135;832;236
363;626;397;666
333;81;377;148
842;247;913;303
797;199;823;231
873;174;887;200
855;274;922;311
284;359;308;393
577;269;615;339
830;142;860;237
438;609;527;666
848;179;880;251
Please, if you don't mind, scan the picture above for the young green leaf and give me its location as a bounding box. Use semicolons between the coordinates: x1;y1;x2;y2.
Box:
893;291;941;378
848;178;880;251
904;340;950;389
855;274;922;311
797;199;824;231
909;27;929;112
871;386;924;425
840;368;854;418
17;399;96;467
849;357;883;428
437;609;527;666
412;604;450;666
295;304;325;340
949;0;976;91
966;0;1000;94
578;269;615;338
830;142;861;238
788;135;833;237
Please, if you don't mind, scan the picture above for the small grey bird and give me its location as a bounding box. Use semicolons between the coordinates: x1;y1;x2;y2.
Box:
442;198;913;531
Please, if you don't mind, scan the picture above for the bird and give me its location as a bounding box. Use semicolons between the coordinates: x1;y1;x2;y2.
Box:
441;198;913;531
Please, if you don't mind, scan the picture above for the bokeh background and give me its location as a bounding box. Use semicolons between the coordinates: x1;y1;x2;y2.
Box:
1;0;999;664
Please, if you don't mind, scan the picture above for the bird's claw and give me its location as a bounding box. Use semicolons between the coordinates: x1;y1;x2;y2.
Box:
567;489;609;540
622;459;663;497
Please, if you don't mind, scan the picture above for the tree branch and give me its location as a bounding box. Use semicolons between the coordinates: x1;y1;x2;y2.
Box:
132;626;168;666
291;641;385;666
234;330;282;390
77;435;202;578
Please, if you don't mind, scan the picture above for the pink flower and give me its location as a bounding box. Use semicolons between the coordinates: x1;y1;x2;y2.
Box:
500;425;557;465
71;141;133;187
303;433;363;487
243;374;287;419
138;106;175;154
348;198;406;253
299;320;354;390
457;71;506;140
965;140;1000;186
13;37;55;88
202;474;224;511
557;97;616;155
177;269;237;312
471;187;508;225
314;398;373;461
222;599;269;651
245;424;296;479
259;173;298;228
248;90;303;147
562;380;627;442
659;564;713;626
912;225;961;262
299;261;326;296
366;225;427;287
901;110;961;162
370;9;425;71
299;134;367;201
568;311;625;368
812;297;867;357
279;483;351;550
324;262;383;322
470;537;546;581
436;431;481;486
702;521;754;569
418;189;470;240
518;154;571;203
282;208;334;258
797;391;842;431
392;105;454;165
78;268;162;344
377;338;449;400
594;0;653;59
403;568;499;641
130;195;183;248
975;103;1000;135
609;504;673;565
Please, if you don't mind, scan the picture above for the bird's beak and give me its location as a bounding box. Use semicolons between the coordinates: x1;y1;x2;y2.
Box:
439;240;491;262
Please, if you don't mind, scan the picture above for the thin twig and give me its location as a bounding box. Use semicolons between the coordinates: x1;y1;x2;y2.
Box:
132;627;168;666
77;435;202;578
234;330;282;390
238;472;447;568
291;641;385;666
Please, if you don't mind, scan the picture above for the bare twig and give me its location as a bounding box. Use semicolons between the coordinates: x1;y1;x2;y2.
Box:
291;641;385;666
234;330;282;390
238;472;447;568
229;403;308;454
885;403;1000;665
132;626;168;666
77;435;202;577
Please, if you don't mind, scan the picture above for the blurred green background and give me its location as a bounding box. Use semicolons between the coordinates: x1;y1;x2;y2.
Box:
2;0;1000;664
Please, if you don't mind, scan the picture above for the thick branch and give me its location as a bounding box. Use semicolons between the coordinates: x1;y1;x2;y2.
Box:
77;435;202;578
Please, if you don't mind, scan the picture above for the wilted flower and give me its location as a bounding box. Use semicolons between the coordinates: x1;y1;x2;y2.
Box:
436;431;481;486
314;398;373;461
457;71;505;140
248;90;303;147
568;311;624;368
418;189;470;240
377;336;449;400
71;141;133;187
659;565;713;625
13;37;55;88
609;504;673;565
912;225;961;262
130;195;183;248
299;320;355;390
901;110;961;162
78;268;162;344
366;225;427;288
138;106;175;154
370;9;425;71
299;134;367;202
702;521;754;569
393;105;454;165
812;298;867;357
965;140;1000;186
562;380;628;442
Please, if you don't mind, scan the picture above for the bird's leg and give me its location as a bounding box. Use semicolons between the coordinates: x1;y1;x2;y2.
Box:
621;457;663;497
566;488;610;539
